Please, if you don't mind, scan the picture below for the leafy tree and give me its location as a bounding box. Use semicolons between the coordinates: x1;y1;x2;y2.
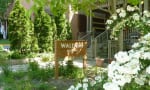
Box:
34;7;56;52
127;0;140;5
8;0;33;54
54;13;72;40
27;0;106;15
0;0;13;19
26;0;106;42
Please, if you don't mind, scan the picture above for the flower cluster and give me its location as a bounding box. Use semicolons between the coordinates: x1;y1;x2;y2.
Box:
106;5;150;39
67;68;107;90
103;33;150;90
68;33;150;90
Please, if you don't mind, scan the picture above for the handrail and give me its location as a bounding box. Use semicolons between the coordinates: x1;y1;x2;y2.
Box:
78;32;91;40
78;32;91;47
94;30;109;58
95;30;109;43
94;30;119;60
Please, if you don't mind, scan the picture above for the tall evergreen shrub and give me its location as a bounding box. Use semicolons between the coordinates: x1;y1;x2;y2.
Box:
54;13;72;40
8;0;33;54
34;7;56;52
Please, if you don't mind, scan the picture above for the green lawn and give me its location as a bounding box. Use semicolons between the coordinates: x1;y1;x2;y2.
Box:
0;39;10;44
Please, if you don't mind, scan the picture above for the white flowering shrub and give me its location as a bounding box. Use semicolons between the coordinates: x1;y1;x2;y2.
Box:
103;33;150;90
68;5;150;90
68;33;150;90
106;5;150;39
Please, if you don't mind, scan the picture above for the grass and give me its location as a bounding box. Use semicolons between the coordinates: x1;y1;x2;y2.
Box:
0;39;10;44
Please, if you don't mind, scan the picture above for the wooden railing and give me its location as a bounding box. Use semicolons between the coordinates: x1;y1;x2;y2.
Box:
94;30;109;58
78;32;91;47
94;30;119;60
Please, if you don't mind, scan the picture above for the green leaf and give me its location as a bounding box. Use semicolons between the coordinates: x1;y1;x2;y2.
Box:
127;0;140;5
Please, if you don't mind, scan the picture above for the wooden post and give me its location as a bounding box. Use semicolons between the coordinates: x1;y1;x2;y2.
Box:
55;55;59;79
83;54;87;69
144;0;149;10
108;40;112;63
110;0;116;14
55;41;58;79
83;54;87;74
119;30;123;51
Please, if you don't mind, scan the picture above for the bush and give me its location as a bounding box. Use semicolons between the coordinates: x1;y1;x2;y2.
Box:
10;51;26;59
8;0;34;54
2;64;12;77
59;60;83;79
0;45;4;51
28;61;54;81
0;51;9;60
34;7;56;52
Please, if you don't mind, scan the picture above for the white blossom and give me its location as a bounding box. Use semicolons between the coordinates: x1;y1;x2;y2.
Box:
106;26;110;30
111;15;117;20
143;33;150;39
116;9;121;13
68;85;75;90
95;76;101;81
90;80;96;86
114;51;130;64
75;83;82;90
146;20;150;23
135;77;145;85
124;58;140;74
111;74;131;86
129;50;143;59
135;75;146;85
133;13;140;21
146;66;150;74
119;9;126;18
82;78;88;83
143;10;150;17
106;20;113;24
83;83;88;89
108;61;119;78
132;42;140;48
127;5;135;11
141;52;150;60
103;82;120;90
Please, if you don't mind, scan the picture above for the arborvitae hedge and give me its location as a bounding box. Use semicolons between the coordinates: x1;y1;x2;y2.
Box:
34;7;56;52
8;0;33;54
54;13;72;40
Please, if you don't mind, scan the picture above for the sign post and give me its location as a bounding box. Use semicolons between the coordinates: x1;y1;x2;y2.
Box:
55;40;87;79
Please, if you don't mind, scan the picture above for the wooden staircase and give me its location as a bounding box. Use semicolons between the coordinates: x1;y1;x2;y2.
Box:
94;30;119;60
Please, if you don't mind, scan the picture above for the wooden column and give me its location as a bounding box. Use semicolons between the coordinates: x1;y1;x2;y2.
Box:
119;30;123;51
123;0;127;8
83;54;87;75
144;0;149;10
110;0;116;14
55;54;59;79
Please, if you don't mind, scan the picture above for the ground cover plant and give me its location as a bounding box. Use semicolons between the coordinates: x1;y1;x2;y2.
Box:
0;54;84;90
